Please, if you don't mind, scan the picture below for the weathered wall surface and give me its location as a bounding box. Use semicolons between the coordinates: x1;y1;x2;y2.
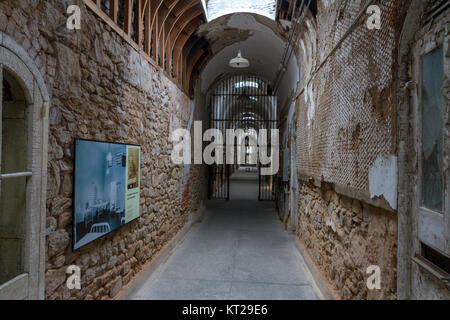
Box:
296;0;402;201
0;0;207;299
297;181;397;299
293;0;406;299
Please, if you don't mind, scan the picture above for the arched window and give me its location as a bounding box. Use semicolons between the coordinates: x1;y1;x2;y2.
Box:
0;33;49;300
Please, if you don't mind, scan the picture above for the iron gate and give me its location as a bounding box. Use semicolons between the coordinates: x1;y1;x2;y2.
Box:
208;75;277;200
259;165;276;201
209;164;230;200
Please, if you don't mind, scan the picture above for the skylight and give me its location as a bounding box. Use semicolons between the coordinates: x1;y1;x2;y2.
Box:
235;81;259;89
205;0;277;21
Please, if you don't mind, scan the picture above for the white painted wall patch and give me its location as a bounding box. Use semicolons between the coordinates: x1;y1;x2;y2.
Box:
368;155;397;210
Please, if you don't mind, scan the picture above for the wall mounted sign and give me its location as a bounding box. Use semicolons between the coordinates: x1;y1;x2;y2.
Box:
73;139;141;250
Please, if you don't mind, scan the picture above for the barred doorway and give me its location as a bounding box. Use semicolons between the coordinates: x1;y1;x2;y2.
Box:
208;75;277;200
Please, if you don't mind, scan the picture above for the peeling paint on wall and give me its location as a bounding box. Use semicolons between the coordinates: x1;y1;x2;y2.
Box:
368;155;398;210
296;1;399;194
306;83;315;128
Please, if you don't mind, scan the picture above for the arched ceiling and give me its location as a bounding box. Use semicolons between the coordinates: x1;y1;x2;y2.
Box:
140;0;209;93
189;0;319;106
87;0;316;100
196;12;299;108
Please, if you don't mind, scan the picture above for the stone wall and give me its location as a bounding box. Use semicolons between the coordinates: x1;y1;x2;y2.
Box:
295;1;403;197
0;0;207;299
292;0;405;300
297;181;397;299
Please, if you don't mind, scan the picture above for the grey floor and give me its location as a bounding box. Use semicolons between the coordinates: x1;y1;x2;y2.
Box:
128;171;319;300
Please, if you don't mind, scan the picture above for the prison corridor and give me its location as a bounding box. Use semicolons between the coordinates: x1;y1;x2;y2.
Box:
121;171;319;300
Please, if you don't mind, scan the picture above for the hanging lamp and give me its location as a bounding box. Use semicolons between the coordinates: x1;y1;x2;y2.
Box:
229;30;250;68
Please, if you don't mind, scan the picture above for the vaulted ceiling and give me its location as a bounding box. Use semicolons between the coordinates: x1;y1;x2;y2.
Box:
195;0;318;103
134;0;210;95
87;0;317;99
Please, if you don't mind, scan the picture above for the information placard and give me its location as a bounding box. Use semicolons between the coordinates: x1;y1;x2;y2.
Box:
73;139;141;250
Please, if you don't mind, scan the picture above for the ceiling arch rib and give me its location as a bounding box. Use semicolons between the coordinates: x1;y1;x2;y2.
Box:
184;36;207;74
169;7;204;75
184;37;211;93
160;2;185;68
156;0;180;63
163;0;199;70
143;0;209;93
86;0;210;95
184;47;206;92
183;35;212;94
149;0;164;61
151;0;207;93
172;17;202;82
187;51;211;94
184;36;204;66
143;0;151;54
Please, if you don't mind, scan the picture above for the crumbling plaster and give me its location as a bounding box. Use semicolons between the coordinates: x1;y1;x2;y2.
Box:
291;0;403;300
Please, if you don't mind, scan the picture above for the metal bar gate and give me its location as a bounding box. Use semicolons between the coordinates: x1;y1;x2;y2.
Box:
208;75;277;201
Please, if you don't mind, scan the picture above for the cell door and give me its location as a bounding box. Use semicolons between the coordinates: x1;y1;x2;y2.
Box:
411;13;449;271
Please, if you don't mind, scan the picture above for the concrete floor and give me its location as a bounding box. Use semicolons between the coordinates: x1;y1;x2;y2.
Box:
127;171;320;300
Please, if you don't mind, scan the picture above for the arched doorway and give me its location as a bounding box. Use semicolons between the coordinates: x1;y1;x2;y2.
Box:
0;33;49;300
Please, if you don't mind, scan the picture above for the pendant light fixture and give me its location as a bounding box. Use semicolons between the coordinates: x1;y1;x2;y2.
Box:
229;30;250;68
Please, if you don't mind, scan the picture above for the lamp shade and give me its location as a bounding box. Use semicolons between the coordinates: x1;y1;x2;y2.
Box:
229;50;250;68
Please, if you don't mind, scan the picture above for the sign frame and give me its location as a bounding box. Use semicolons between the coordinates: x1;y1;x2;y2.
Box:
72;138;141;250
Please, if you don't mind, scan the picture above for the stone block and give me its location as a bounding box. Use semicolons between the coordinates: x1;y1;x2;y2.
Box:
108;277;122;298
47;229;70;258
